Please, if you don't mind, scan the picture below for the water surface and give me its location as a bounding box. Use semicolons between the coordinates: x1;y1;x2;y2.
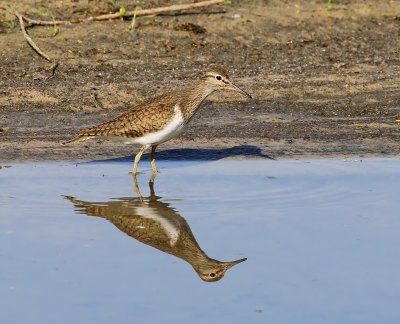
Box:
1;158;400;323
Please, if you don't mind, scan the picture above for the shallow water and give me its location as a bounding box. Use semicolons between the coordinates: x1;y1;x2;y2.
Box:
1;158;400;324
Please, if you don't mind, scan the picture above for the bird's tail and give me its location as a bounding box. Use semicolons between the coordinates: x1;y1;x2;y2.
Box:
63;195;108;219
62;135;94;145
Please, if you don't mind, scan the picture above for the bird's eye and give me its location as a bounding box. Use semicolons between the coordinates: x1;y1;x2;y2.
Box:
215;75;222;81
209;272;216;278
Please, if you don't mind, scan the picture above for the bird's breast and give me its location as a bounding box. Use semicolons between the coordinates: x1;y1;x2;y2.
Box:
136;104;185;145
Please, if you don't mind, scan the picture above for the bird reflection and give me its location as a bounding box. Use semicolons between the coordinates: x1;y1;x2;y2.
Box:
64;176;246;282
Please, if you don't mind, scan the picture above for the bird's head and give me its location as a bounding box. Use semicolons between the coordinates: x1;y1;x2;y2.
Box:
202;66;252;99
195;257;247;282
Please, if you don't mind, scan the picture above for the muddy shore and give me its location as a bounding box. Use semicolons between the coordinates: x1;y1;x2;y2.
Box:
1;0;399;163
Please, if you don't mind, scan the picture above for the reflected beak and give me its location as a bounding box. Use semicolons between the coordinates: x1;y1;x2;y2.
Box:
225;257;248;269
228;82;252;99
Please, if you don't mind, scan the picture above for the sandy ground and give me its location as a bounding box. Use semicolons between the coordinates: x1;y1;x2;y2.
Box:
0;0;399;163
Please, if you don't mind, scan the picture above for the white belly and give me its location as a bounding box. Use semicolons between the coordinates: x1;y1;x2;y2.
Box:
96;105;185;145
135;104;185;145
134;206;180;246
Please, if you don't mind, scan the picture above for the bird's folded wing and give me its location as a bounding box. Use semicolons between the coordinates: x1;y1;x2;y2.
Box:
77;98;176;138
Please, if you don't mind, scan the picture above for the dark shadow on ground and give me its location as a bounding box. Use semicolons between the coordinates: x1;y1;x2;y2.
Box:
96;145;274;163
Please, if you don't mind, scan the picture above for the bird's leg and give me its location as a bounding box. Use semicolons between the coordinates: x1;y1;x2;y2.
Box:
149;172;157;185
150;145;158;175
149;176;156;195
131;174;144;203
132;144;150;175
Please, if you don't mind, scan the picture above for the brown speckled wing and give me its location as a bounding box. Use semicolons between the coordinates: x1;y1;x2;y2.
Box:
64;196;185;252
77;92;182;139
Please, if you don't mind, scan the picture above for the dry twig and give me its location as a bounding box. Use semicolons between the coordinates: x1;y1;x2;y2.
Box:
89;0;225;21
92;93;104;109
16;0;225;26
15;12;59;77
18;14;72;27
15;12;52;62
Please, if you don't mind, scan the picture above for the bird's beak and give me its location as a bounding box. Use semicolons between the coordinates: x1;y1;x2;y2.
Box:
225;257;248;269
228;81;252;99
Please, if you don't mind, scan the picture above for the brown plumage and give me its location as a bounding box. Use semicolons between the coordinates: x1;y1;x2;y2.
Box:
65;66;252;175
66;91;187;143
64;179;246;282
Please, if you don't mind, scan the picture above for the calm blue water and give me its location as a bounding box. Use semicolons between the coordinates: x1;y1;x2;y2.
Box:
1;158;400;324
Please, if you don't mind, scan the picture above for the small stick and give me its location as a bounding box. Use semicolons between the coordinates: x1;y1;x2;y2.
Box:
48;62;59;78
16;12;59;77
129;8;138;31
15;12;52;62
14;0;225;27
92;92;104;109
89;0;225;21
20;15;71;27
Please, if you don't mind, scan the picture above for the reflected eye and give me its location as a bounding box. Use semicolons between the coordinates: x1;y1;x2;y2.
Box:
209;272;216;278
215;75;222;81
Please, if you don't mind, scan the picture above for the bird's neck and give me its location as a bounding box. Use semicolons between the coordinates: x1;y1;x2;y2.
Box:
169;224;214;267
180;246;217;271
180;82;214;120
